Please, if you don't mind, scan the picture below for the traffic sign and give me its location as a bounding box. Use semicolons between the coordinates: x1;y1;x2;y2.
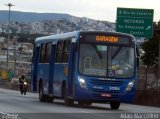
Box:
116;8;154;38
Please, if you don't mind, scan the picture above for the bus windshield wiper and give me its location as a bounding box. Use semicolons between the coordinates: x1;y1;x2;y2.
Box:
92;44;102;59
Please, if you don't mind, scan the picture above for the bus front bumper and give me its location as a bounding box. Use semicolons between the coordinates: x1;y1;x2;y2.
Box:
74;86;136;103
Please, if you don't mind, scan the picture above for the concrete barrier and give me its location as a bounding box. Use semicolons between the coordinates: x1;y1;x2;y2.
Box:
134;90;160;107
0;80;31;91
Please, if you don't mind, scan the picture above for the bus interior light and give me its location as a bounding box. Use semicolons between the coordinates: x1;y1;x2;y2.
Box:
78;76;88;89
126;80;135;91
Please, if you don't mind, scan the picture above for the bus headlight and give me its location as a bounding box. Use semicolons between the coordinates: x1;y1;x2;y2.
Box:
78;76;87;89
126;80;135;91
24;82;27;85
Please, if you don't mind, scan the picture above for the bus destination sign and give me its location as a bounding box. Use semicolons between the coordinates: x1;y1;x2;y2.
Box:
82;35;130;45
96;36;118;43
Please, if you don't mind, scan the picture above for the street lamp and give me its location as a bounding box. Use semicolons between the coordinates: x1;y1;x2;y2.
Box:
4;3;15;72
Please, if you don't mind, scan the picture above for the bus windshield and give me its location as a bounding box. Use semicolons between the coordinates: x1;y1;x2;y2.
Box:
79;44;134;78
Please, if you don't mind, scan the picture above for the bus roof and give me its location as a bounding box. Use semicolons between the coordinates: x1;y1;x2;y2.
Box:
34;31;135;44
35;31;80;44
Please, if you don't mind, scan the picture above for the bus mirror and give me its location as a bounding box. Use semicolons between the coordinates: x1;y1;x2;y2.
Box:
73;43;77;52
137;57;139;67
72;38;77;43
136;44;140;67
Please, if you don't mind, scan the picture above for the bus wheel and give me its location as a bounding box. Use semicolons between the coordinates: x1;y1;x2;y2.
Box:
39;83;46;102
65;98;74;106
46;96;53;103
110;101;120;110
85;101;92;106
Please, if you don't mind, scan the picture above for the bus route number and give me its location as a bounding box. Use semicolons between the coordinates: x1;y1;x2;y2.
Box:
109;86;120;91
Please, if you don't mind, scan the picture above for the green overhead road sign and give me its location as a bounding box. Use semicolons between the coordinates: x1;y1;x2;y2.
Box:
116;8;154;38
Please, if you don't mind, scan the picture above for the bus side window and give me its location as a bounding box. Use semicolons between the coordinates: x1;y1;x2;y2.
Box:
39;44;46;63
62;40;71;63
55;41;64;63
45;42;52;63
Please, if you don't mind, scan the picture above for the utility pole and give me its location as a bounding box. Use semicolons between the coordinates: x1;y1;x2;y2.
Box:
155;26;160;89
13;22;18;78
4;3;15;74
158;29;160;89
154;29;160;89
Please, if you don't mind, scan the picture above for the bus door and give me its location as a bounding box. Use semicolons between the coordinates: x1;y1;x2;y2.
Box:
48;43;56;95
39;43;53;95
67;38;77;97
32;45;40;92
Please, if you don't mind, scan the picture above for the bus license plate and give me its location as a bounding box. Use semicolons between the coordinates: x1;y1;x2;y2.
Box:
101;93;111;98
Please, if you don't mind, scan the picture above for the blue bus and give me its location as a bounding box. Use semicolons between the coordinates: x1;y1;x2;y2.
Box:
31;31;138;110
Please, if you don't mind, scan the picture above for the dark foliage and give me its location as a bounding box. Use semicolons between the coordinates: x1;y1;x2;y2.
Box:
141;21;160;67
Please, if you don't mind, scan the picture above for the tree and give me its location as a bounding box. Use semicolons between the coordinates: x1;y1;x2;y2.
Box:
141;21;160;67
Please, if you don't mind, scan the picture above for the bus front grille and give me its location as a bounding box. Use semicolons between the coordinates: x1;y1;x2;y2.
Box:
90;79;124;86
89;79;124;100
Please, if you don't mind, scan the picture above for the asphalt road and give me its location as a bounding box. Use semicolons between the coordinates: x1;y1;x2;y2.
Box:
0;88;160;119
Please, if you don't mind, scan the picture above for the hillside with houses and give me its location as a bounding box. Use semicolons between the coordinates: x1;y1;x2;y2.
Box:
0;11;115;62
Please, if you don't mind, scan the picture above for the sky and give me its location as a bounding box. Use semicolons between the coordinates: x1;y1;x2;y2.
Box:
0;0;160;22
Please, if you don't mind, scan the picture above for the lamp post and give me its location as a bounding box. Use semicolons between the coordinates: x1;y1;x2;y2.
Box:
4;3;15;72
